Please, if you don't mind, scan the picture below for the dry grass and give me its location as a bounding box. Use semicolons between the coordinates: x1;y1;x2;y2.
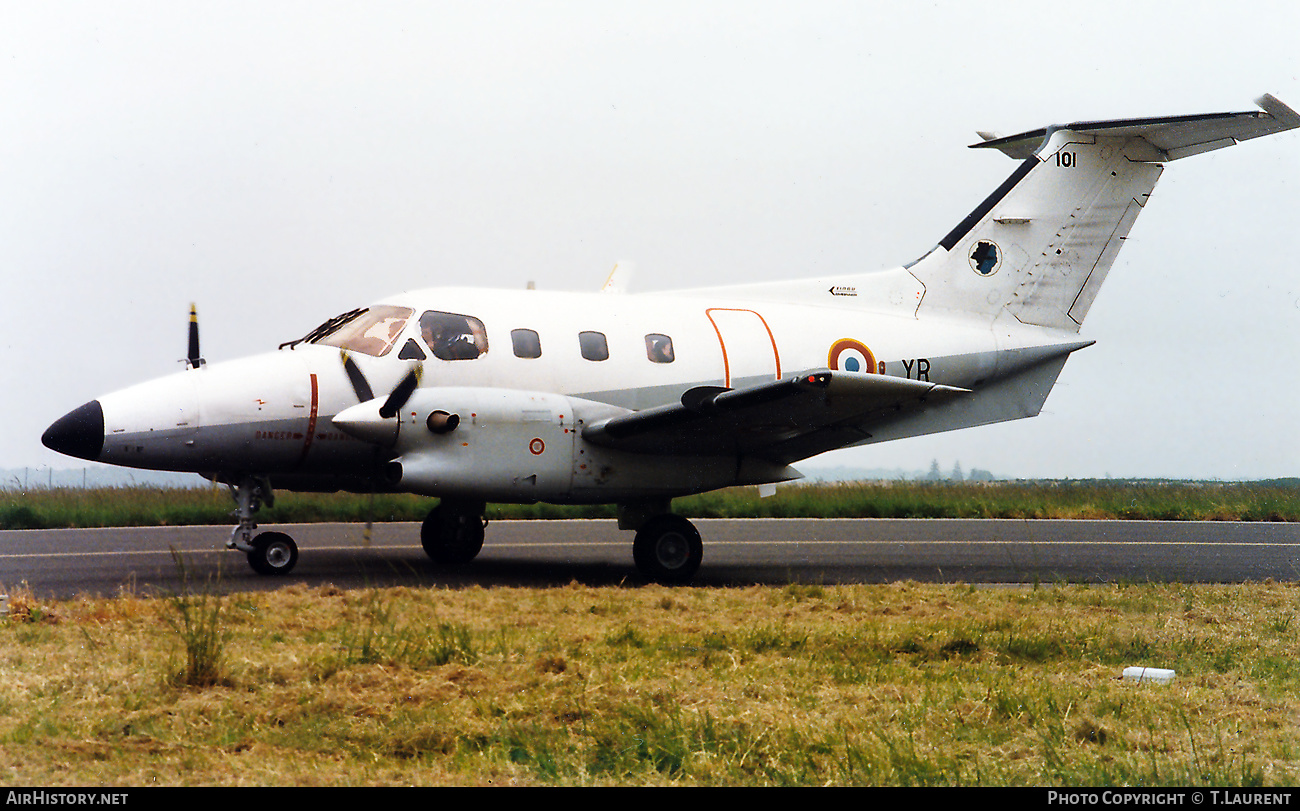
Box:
1;578;1299;786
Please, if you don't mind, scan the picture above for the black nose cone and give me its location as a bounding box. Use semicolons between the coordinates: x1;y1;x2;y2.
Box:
42;400;105;461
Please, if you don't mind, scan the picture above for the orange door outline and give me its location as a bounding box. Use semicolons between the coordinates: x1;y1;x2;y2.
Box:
705;308;782;388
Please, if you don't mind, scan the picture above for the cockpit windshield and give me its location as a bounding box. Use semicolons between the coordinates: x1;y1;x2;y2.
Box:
309;305;414;357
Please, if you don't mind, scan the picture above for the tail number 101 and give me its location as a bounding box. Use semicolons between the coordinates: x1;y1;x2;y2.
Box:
1055;151;1077;168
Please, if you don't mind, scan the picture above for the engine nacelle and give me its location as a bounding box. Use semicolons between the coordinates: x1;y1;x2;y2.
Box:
378;388;585;500
332;386;801;502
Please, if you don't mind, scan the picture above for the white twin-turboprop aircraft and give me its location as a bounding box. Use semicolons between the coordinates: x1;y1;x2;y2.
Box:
43;95;1298;583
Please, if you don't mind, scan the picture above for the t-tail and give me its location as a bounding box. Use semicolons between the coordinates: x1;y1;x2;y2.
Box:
908;94;1299;332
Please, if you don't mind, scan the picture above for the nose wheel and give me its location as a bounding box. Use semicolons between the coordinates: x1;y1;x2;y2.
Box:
247;531;299;575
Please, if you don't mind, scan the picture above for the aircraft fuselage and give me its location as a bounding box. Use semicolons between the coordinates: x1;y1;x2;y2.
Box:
52;284;1074;502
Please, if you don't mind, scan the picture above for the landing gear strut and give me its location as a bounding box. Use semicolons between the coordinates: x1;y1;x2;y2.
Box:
226;476;299;576
421;500;486;564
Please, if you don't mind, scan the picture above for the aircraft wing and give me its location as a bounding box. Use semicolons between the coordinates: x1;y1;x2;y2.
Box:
581;370;970;464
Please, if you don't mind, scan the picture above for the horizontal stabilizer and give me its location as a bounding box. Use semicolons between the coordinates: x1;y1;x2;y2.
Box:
973;94;1300;161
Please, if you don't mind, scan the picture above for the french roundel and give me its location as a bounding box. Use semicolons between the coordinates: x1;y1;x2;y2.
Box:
827;339;876;374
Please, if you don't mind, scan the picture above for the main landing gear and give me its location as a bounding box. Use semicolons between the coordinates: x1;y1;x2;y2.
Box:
227;476;299;576
415;499;704;584
617;500;703;584
631;513;703;584
420;499;487;564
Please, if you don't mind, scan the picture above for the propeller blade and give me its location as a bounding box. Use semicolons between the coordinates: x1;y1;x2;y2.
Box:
340;352;375;402
186;303;205;368
378;366;421;419
332;364;422;446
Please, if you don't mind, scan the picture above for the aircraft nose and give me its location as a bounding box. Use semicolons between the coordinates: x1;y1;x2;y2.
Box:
42;400;105;461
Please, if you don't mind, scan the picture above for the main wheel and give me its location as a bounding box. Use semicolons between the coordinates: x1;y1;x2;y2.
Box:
633;514;703;584
247;531;298;576
421;504;485;564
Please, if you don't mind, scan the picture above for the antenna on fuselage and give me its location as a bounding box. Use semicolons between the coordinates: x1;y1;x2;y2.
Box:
185;303;205;369
601;261;634;293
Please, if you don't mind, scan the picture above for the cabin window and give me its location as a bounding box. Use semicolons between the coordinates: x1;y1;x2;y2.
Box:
511;329;542;358
313;305;413;357
579;331;609;361
645;333;675;363
420;310;489;360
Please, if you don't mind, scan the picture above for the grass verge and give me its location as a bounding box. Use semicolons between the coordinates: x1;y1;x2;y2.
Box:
0;579;1298;785
3;479;1299;530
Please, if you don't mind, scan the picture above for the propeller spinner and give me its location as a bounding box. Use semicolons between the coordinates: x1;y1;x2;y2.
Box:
331;363;423;446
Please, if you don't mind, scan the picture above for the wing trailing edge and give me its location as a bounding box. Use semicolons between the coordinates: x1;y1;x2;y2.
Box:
582;370;970;462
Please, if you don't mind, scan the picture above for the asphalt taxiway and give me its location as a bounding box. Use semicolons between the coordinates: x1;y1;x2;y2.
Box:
2;518;1298;598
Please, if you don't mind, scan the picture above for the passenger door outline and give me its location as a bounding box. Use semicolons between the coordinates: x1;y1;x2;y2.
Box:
704;308;781;388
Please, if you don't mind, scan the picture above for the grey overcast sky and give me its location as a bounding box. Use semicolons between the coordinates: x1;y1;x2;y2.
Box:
3;1;1298;480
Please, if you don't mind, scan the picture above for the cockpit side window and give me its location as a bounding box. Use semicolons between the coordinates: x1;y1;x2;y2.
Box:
312;305;414;357
421;311;489;361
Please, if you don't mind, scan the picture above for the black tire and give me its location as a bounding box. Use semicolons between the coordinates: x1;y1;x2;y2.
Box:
421;504;485;564
633;514;702;584
247;531;298;576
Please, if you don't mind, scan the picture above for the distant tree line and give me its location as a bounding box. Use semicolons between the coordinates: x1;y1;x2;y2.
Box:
924;459;995;482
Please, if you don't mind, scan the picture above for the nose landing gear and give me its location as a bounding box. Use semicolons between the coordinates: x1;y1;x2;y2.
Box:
246;530;299;575
226;476;299;576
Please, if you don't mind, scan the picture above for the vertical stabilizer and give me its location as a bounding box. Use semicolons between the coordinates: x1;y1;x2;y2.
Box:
908;95;1298;331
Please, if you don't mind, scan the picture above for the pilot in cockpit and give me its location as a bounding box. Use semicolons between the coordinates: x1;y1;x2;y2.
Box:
421;311;488;360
